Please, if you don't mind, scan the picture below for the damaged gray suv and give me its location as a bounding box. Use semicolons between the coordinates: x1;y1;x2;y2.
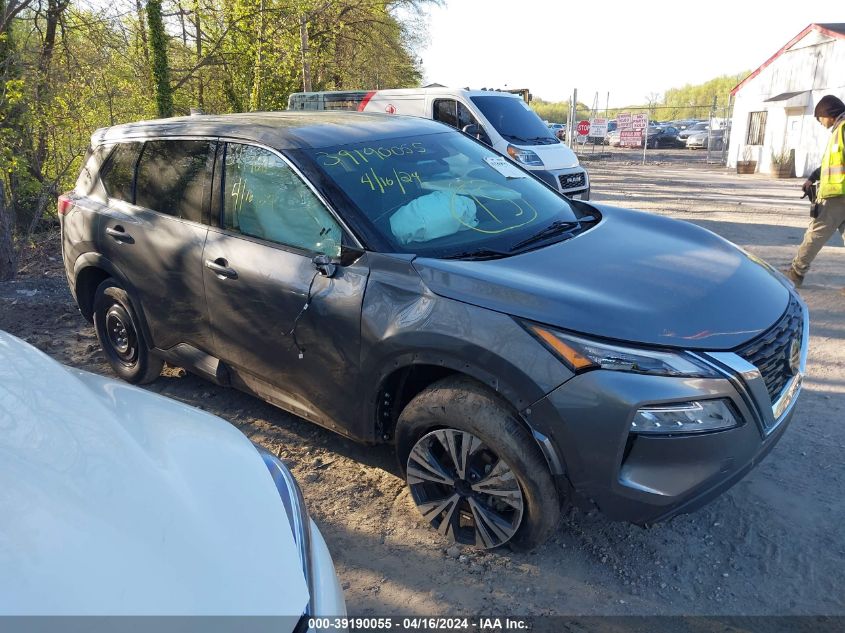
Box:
60;112;808;550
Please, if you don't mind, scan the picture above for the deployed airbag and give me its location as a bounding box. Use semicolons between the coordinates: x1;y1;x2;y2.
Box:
389;191;478;245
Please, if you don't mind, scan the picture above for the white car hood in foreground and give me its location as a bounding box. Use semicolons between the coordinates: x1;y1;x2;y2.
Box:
0;333;309;616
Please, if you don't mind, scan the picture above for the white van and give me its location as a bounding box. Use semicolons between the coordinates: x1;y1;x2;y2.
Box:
288;88;590;199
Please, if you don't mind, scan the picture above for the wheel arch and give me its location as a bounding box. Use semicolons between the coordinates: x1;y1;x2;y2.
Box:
72;253;155;347
372;357;566;478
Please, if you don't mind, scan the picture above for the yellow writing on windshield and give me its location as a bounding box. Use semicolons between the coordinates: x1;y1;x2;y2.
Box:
449;181;539;234
317;143;427;171
360;167;422;194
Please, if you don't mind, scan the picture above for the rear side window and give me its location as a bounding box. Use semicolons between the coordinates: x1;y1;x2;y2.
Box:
136;140;213;222
100;143;142;202
433;99;458;128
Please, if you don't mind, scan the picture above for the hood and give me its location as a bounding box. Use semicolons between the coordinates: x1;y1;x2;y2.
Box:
412;205;790;350
0;333;309;616
517;141;580;170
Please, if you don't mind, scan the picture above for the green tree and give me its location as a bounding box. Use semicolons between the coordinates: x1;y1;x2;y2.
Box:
147;0;174;117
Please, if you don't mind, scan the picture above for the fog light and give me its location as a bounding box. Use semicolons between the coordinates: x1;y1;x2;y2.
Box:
631;399;738;435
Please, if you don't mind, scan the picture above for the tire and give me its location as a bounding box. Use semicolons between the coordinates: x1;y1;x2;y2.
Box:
92;278;163;384
395;376;561;551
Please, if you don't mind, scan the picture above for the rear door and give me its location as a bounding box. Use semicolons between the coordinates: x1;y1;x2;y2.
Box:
96;139;215;351
201;141;368;434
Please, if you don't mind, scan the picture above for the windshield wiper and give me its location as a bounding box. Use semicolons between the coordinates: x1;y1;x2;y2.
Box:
509;220;582;252
441;249;509;261
502;134;531;143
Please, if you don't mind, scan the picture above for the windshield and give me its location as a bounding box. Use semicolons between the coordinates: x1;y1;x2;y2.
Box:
302;132;586;258
470;96;557;145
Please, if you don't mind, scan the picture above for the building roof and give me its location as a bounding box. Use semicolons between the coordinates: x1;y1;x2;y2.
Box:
731;23;845;96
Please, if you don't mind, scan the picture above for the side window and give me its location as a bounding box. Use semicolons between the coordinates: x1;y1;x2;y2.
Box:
457;103;478;129
433;99;458;128
136;140;213;222
223;143;342;257
457;102;492;145
100;143;142;203
76;145;109;197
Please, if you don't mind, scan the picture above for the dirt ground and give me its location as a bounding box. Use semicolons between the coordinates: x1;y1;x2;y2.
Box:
1;152;843;617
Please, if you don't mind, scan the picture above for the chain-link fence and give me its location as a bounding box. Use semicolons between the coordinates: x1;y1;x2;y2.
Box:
559;100;734;167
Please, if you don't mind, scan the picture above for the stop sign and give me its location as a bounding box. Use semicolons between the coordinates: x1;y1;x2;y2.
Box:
576;120;591;135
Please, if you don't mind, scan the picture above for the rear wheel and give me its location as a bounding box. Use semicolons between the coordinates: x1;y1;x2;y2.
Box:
93;279;163;384
396;376;561;550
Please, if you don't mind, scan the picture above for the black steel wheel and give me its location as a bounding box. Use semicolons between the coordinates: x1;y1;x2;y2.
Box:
407;429;524;548
396;376;562;551
93;278;163;384
104;303;139;366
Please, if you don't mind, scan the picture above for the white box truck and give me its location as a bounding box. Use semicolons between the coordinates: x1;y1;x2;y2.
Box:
288;88;590;199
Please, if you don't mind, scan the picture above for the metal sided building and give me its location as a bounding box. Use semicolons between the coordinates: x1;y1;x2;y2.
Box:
727;23;845;177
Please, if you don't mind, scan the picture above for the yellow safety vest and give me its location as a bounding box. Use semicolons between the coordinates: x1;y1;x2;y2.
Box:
819;119;845;199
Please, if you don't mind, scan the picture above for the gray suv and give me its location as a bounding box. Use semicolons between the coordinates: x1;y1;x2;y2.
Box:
60;112;807;550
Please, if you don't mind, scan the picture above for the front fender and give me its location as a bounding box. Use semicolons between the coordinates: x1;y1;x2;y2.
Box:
358;254;573;444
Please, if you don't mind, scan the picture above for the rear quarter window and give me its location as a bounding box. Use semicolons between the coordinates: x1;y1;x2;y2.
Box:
75;146;108;196
100;143;142;203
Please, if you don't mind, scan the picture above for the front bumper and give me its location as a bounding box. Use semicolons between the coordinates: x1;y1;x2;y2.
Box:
523;298;808;524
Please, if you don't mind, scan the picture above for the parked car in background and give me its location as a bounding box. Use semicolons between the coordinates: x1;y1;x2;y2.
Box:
645;126;685;149
60;111;807;552
0;331;346;620
687;128;726;150
670;119;702;131
678;121;710;144
605;129;622;146
548;122;566;140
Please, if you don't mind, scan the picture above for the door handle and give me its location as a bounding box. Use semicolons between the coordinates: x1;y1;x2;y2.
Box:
205;258;238;280
106;225;133;243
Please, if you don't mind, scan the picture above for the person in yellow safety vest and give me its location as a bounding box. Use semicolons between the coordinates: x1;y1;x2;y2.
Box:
783;95;845;289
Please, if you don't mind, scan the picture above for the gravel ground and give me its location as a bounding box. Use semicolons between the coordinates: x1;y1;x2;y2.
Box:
1;154;843;617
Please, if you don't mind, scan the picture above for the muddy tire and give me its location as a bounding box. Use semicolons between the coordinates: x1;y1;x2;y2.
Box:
396;376;561;551
93;279;163;384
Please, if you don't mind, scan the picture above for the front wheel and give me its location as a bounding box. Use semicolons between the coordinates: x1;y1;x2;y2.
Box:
396;377;561;550
93;279;163;384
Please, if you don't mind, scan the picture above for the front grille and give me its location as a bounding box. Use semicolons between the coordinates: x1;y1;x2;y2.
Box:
735;296;803;404
559;172;586;191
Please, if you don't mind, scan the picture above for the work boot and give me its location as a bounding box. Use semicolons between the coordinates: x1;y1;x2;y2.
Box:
781;266;804;288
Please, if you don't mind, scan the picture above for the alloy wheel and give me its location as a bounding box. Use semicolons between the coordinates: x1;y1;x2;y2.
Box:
406;429;524;549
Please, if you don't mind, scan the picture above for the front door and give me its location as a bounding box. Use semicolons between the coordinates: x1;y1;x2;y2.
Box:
202;141;368;435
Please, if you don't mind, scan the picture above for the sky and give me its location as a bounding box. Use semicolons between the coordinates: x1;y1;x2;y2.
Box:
417;0;843;107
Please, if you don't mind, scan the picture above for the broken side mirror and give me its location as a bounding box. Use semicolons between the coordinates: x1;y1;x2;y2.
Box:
312;254;337;278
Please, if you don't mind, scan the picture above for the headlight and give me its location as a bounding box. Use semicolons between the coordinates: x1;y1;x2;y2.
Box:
257;446;314;613
631;399;739;434
528;325;720;378
506;145;544;166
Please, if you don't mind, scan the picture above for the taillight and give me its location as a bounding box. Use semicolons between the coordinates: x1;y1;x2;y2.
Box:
57;194;73;216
